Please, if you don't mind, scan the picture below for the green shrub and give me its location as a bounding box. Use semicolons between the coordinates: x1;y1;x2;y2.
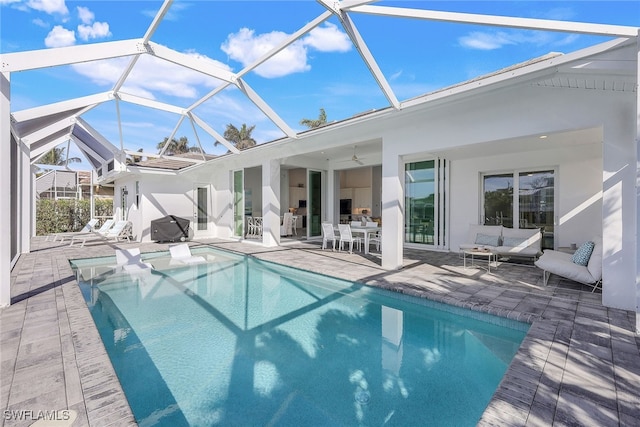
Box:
36;198;113;235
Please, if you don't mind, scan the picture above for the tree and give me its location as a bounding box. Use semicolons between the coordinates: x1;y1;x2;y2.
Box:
299;108;327;129
219;123;256;151
156;136;201;155
39;147;81;166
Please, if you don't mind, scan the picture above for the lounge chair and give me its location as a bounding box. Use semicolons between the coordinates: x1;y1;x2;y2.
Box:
169;243;206;265
46;218;100;242
321;222;337;251
535;238;602;292
70;220;132;247
115;248;153;273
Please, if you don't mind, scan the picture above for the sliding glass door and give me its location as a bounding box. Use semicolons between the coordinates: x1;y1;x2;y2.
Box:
405;159;447;247
308;170;322;237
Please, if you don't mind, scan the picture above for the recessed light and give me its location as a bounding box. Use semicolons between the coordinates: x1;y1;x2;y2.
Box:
539;135;548;139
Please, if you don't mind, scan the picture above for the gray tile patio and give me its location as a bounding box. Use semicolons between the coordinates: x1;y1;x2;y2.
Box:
1;237;639;426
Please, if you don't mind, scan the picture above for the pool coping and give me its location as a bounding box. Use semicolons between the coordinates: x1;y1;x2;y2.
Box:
2;238;639;426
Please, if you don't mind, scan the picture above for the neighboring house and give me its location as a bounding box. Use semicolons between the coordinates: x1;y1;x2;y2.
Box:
106;39;637;317
35;169;114;200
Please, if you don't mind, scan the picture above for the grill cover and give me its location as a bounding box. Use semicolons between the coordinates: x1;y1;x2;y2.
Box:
150;215;190;242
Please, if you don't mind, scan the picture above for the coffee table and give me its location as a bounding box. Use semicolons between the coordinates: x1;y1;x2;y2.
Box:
463;248;498;273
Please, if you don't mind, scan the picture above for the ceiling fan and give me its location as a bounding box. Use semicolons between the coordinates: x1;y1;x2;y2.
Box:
348;146;364;165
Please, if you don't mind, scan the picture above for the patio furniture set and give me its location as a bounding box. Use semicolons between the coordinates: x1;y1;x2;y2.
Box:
321;221;381;254
460;224;602;291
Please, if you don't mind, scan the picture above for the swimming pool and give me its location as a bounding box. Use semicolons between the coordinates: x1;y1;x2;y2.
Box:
72;247;528;426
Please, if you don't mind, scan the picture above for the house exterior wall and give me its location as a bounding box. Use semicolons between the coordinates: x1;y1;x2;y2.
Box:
117;48;636;312
117;175;197;242
449;146;603;251
376;83;634;310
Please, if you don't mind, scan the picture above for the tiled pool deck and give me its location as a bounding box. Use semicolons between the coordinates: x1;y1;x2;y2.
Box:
2;237;639;426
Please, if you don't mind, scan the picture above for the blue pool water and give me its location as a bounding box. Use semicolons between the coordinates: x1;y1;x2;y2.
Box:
72;247;528;427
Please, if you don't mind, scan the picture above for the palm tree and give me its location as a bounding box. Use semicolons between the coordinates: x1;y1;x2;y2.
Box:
299;108;327;129
157;136;201;155
39;147;82;166
218;123;256;151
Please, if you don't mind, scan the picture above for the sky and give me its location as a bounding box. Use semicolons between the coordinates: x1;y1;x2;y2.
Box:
1;0;639;168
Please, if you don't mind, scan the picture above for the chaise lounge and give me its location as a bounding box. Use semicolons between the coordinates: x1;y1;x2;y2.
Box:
534;238;602;292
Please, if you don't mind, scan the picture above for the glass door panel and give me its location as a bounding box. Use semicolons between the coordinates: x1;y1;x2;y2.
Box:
196;186;208;231
519;170;554;249
405;161;435;244
233;170;244;237
309;170;322;237
483;174;513;227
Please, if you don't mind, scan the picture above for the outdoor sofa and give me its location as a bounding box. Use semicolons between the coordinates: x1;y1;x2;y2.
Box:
459;224;542;261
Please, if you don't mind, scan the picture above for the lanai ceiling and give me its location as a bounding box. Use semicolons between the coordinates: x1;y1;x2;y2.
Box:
2;0;638;172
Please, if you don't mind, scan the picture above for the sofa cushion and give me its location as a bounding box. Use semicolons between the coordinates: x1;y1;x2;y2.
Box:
572;241;595;266
502;236;527;247
475;233;500;246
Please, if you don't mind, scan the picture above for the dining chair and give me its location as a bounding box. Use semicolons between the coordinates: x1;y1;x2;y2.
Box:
338;224;361;253
321;222;337;251
246;216;256;237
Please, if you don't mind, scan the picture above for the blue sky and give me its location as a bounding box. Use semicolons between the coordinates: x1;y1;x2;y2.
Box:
1;0;639;167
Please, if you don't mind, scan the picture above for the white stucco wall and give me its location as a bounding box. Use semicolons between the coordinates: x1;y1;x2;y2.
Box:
448;144;603;252
128;174;198;242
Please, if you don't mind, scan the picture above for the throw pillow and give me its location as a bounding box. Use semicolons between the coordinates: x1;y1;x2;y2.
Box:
475;233;500;247
502;236;527;247
572;241;595;266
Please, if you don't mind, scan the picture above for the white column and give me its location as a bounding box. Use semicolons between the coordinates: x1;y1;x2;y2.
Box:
326;168;336;224
262;159;281;247
1;72;11;307
602;108;637;312
381;143;403;270
636;31;640;334
19;140;31;253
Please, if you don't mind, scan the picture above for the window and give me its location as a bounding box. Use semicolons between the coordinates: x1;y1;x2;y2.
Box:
483;170;555;249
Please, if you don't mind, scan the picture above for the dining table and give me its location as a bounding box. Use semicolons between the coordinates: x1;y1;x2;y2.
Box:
348;224;380;255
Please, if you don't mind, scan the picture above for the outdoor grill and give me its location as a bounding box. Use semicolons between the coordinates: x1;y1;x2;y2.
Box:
150;215;190;242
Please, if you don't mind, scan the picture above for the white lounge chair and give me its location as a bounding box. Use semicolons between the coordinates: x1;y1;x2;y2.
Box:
70;220;132;247
115;248;153;273
46;218;100;242
169;243;206;265
321;223;337;251
338;224;361;253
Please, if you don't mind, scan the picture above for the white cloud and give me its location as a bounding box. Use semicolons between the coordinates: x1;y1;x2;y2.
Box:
77;21;111;41
303;22;351;53
221;23;351;79
459;30;558;51
76;6;94;25
71;51;232;99
221;28;309;78
459;31;517;50
26;0;68;15
32;18;49;28
44;25;75;47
